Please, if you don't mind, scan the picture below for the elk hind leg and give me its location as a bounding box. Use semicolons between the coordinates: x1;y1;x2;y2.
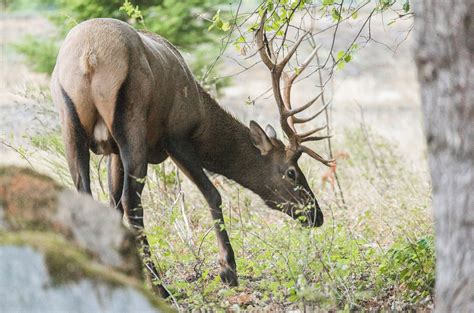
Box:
60;87;91;194
108;153;124;214
113;131;169;298
112;79;169;297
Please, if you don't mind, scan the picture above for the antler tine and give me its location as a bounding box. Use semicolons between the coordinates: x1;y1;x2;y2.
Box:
301;135;333;142
277;31;310;72
256;10;299;146
284;90;323;117
297;125;327;138
282;71;295;110
281;45;322;140
281;72;296;133
291;45;319;81
255;11;275;71
293;101;329;123
299;145;335;167
282;44;320;114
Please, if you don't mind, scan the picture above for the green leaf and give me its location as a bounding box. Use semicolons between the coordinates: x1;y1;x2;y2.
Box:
337;61;346;70
337;50;345;60
294;67;301;76
119;0;143;23
331;7;341;21
403;0;410;13
336;50;346;69
387;19;397;26
222;22;230;32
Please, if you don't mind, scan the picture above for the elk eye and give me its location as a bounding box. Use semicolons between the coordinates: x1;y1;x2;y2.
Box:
286;169;296;180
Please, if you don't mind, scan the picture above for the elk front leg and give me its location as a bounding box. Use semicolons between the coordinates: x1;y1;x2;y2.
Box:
167;139;238;286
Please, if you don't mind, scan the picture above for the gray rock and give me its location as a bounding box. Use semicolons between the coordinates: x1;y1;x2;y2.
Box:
0;246;161;313
55;191;128;268
0;167;170;313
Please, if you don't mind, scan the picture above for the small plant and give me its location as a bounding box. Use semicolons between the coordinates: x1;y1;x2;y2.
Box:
378;235;435;302
12;35;59;74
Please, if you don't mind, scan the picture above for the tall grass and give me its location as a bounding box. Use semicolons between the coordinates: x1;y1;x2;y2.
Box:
9;86;434;311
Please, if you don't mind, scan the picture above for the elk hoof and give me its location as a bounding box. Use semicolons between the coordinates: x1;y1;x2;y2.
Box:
151;283;170;298
220;266;238;286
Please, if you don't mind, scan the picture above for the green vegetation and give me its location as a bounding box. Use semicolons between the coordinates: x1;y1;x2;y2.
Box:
11;35;59;75
9;0;229;87
19;105;434;310
137;128;434;310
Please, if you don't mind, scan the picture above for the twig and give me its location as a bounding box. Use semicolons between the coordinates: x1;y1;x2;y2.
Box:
96;155;106;196
355;101;390;189
0;140;34;168
314;47;346;207
177;170;194;242
144;262;180;310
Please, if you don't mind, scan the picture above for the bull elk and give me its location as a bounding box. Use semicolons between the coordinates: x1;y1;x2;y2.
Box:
51;16;331;297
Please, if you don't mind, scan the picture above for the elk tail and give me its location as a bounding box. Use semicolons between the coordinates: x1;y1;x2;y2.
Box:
80;48;97;77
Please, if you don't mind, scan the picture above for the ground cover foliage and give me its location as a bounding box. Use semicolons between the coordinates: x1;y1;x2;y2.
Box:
8;85;434;311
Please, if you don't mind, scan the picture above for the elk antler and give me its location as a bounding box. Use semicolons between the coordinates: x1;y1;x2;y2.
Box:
255;11;334;166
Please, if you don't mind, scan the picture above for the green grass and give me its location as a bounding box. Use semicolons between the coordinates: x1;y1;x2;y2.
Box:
7;85;435;311
138;129;434;311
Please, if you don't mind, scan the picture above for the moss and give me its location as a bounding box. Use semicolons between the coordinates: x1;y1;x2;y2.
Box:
0;231;173;312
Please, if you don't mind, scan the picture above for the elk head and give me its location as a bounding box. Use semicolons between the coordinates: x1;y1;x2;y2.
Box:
252;11;334;227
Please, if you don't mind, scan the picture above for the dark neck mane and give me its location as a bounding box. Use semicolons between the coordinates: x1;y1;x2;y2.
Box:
193;89;267;195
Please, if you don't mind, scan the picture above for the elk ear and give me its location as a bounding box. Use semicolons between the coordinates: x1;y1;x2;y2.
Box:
249;120;273;155
265;124;277;139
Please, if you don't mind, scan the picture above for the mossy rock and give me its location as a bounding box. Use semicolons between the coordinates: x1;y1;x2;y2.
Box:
0;166;142;277
0;230;173;312
0;166;62;231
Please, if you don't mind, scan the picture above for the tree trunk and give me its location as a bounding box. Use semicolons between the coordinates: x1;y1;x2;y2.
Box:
414;1;473;312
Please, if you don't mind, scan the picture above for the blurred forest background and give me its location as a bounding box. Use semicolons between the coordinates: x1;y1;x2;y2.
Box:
0;0;435;311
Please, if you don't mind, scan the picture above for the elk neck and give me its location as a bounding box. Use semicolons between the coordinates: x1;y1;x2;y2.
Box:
193;89;269;196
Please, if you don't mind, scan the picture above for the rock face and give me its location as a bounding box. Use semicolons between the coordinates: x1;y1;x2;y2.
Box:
0;167;170;313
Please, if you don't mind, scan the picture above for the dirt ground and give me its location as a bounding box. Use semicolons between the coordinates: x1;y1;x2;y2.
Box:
0;14;53;165
0;11;426;169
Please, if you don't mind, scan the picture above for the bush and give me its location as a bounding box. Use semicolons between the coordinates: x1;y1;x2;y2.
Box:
378;235;435;302
11;0;229;83
12;35;59;74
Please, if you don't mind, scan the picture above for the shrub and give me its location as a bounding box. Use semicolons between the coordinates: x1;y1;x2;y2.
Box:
12;35;59;74
11;0;229;83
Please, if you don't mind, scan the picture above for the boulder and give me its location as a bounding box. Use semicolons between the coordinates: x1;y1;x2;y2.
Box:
0;167;171;313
